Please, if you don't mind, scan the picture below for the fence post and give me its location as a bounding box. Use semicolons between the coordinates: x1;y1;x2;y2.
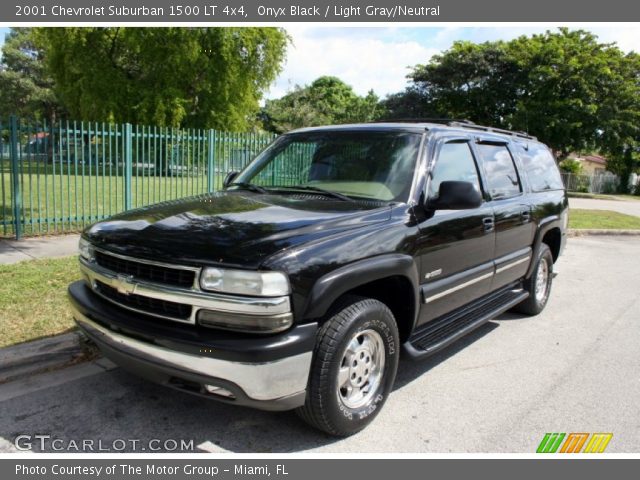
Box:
124;123;133;211
9;115;22;240
207;129;216;192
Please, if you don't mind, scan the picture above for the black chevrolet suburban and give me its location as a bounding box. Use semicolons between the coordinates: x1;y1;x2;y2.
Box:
68;120;568;436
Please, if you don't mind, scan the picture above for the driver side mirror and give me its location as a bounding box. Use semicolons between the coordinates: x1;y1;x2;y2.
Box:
427;181;482;210
223;171;239;188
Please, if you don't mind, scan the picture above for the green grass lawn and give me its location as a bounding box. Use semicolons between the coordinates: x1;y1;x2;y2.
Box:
569;209;640;230
0;256;79;347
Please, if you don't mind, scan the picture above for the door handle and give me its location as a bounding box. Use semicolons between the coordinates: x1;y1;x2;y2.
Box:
482;217;495;233
521;210;531;223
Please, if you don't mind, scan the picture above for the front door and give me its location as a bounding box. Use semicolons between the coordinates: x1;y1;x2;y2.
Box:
415;138;495;326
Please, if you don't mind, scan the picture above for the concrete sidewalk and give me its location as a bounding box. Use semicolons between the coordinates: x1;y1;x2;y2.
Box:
0;234;79;265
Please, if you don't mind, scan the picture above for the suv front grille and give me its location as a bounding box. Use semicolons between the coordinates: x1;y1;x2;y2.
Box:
95;281;193;321
94;251;196;288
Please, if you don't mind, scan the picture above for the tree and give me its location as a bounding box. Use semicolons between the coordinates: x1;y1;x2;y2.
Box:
35;27;289;130
595;51;640;192
388;40;520;127
558;158;583;174
382;88;433;120
383;29;640;161
261;76;381;133
0;28;64;121
507;30;640;160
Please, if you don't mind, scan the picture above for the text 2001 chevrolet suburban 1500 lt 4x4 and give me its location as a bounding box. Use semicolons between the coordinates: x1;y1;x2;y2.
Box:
68;120;568;436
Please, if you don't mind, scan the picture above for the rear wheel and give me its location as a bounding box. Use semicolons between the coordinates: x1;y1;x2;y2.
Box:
296;296;399;436
514;243;554;315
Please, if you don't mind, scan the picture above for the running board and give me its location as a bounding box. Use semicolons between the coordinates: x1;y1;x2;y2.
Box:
404;285;529;360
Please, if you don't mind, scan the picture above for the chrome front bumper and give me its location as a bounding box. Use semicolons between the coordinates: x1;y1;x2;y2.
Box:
71;303;313;409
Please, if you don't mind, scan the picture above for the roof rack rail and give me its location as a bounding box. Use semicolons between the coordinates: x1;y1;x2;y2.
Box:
448;121;537;140
372;118;537;141
374;118;476;125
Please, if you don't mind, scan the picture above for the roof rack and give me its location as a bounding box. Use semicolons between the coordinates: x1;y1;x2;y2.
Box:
374;118;476;125
373;118;537;141
449;122;537;140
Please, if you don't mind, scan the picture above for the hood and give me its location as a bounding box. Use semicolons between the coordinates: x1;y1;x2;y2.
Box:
84;191;392;268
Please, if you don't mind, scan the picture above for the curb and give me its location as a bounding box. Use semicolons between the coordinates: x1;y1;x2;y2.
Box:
0;330;99;384
568;229;640;237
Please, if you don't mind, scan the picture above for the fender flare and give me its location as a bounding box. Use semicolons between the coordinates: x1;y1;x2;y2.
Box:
302;254;421;329
526;215;562;278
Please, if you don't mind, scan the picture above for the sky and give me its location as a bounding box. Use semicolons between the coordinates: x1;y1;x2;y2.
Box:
265;26;640;99
1;26;639;100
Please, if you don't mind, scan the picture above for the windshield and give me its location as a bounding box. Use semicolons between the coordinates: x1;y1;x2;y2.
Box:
231;130;422;202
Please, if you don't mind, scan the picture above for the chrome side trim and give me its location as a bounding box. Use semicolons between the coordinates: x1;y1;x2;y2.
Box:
72;308;312;401
496;256;531;274
425;271;494;304
80;259;291;317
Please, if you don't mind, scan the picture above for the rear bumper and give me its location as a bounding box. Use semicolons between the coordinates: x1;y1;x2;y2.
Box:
68;281;316;411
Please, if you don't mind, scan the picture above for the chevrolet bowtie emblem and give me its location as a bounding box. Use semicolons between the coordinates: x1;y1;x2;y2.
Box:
114;274;136;295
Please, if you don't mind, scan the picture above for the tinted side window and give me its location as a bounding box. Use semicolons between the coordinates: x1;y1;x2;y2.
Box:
476;144;521;199
520;144;564;191
428;142;481;199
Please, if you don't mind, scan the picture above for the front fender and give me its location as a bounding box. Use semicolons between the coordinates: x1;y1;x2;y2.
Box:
302;254;420;325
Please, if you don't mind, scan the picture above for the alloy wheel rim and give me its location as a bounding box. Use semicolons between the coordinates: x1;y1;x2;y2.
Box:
535;258;549;302
337;329;386;409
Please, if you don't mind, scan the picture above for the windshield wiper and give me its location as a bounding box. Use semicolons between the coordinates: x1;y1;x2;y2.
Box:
274;185;355;202
228;182;268;194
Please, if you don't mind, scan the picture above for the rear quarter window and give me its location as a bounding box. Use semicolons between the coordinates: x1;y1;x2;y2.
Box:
520;144;564;192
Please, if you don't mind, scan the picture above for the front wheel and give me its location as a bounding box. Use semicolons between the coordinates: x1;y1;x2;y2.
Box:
296;296;399;436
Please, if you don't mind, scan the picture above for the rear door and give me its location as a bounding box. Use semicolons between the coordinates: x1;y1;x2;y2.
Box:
416;137;495;325
472;140;535;290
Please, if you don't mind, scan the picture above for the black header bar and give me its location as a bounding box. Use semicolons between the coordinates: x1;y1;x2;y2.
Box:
2;0;640;23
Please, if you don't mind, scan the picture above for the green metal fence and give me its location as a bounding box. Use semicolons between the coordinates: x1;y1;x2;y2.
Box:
0;116;277;239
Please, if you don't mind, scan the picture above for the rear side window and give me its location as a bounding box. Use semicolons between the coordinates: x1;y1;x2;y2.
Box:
476;144;521;199
520;144;564;191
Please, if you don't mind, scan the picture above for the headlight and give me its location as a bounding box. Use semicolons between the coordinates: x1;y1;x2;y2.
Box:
78;237;93;261
200;267;290;297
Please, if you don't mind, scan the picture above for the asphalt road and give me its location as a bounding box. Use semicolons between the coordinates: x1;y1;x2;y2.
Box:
1;235;639;453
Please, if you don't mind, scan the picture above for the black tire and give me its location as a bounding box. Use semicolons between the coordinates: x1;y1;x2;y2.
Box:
296;296;400;436
513;243;554;315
